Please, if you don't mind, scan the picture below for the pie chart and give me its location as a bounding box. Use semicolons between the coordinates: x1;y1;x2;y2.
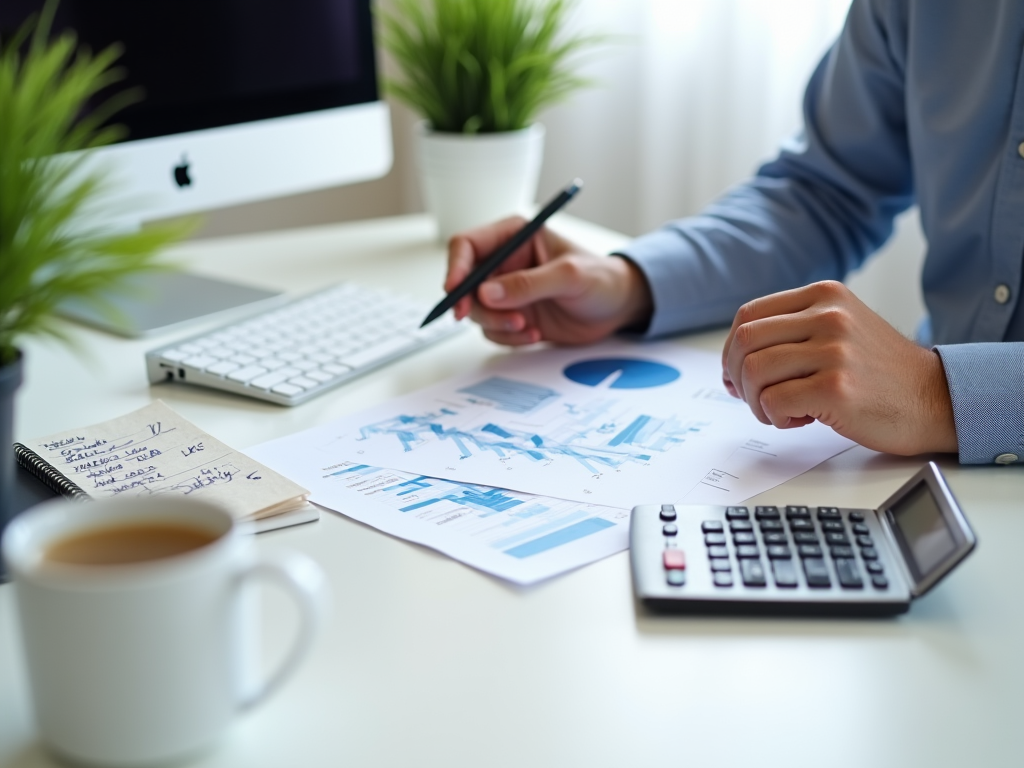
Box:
563;358;681;389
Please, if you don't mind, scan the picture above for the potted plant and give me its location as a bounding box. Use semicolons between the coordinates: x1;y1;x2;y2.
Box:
378;0;602;242
0;6;184;549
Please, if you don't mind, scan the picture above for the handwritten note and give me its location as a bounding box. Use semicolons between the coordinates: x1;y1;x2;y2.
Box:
24;401;308;520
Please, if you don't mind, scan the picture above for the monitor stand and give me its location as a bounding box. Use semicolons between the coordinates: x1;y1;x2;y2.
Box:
58;272;285;338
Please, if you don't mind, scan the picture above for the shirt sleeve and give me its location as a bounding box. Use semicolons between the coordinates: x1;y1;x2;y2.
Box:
934;343;1024;465
616;0;915;338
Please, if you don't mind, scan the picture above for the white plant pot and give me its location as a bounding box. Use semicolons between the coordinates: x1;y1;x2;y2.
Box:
415;121;545;243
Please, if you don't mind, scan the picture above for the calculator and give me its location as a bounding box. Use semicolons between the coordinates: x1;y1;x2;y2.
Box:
630;462;976;616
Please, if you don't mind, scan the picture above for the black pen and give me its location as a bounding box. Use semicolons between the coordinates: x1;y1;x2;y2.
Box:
420;179;584;328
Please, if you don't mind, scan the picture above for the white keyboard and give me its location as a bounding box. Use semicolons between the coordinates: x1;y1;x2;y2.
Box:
145;282;463;405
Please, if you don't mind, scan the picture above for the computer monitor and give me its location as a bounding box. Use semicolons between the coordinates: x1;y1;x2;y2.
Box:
1;0;392;335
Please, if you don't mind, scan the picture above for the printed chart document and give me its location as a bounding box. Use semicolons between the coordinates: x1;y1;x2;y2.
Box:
248;341;855;582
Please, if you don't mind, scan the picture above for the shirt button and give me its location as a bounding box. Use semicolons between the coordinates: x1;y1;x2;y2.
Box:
995;453;1019;465
994;284;1011;304
1019;141;1024;160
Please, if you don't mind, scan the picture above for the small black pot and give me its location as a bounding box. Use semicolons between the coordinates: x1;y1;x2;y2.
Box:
0;349;24;580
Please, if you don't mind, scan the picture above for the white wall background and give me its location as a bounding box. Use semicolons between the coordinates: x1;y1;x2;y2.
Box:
192;0;927;335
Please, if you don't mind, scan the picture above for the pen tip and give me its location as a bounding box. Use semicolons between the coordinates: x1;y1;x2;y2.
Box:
572;178;584;191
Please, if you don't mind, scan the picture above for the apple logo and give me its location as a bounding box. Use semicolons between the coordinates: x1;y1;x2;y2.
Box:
173;155;192;188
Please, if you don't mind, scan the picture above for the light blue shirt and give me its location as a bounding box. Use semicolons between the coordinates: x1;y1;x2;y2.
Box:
619;0;1024;465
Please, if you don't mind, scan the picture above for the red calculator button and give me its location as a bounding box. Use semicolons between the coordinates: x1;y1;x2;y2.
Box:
663;549;687;570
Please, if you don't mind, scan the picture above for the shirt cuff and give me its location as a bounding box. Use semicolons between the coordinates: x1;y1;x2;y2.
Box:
934;343;1024;465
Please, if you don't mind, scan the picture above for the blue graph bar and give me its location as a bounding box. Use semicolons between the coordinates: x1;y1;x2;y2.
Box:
504;518;616;559
609;414;651;447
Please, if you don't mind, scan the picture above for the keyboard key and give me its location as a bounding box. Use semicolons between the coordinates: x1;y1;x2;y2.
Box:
860;547;879;560
227;365;269;383
261;358;288;371
759;520;784;533
725;506;750;520
736;545;760;559
340;335;413;369
309;352;335;364
829;545;855;559
835;558;864;589
287;376;319;389
662;524;678;537
306;370;334;383
825;532;850;546
732;532;756;545
865;561;884;575
182;355;218;370
771;559;798;587
704;533;726;546
701;520;723;533
707;546;729;559
798;544;823;558
789;519;815;532
663;549;687;570
740;559;767;587
161;349;189;362
666;571;686;586
851;522;870;536
713;572;734;587
205;361;240;376
179;343;203;354
250;370;297;390
856;535;874;548
871;575;889;589
766;545;792;559
710;559;732;572
785;505;810;519
729;520;753;532
821;520;845;533
271;383;303;397
293;359;320;372
802;558;831;588
793;532;819;544
322;363;352;376
230;354;257;366
660;505;677;521
817;507;841;520
754;506;780;520
762;532;788;545
848;511;866;522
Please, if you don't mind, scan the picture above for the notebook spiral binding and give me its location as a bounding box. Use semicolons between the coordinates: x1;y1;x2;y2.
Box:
13;443;90;501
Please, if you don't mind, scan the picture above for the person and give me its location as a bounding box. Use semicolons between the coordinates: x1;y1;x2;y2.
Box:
443;0;1024;466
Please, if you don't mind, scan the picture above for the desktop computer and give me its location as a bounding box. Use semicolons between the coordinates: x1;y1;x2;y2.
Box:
1;0;393;336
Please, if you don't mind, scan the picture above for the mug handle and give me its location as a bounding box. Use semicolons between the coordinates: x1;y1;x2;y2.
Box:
236;551;329;711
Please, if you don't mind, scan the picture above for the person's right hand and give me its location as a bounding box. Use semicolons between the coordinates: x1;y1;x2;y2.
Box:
445;217;653;346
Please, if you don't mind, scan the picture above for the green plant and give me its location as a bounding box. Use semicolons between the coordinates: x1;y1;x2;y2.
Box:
0;3;187;365
378;0;603;134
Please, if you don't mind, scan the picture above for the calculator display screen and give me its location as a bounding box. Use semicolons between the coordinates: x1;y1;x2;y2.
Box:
890;482;957;576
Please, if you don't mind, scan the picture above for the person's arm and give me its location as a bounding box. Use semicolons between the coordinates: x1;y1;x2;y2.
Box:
934;344;1024;464
619;0;914;338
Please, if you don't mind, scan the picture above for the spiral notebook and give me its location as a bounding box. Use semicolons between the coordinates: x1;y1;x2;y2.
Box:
13;401;317;533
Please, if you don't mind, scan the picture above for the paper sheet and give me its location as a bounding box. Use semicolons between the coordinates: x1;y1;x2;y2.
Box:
23;401;309;520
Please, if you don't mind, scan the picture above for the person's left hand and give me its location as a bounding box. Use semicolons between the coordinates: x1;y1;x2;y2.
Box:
721;280;958;456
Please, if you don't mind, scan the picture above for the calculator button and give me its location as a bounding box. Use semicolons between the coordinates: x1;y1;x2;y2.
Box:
762;532;788;545
824;532;850;546
713;572;734;587
701;520;724;533
666;571;686;587
663;550;687;570
798;544;823;558
662;524;678;537
759;520;784;533
726;506;750;520
729;520;754;532
789;519;815;532
732;532;757;545
829;545;855;559
860;547;879;560
865;561;884;575
736;545;761;559
754;506;780;520
855;535;874;548
848;511;866;522
871;575;889;589
817;507;841;520
802;558;832;588
851;522;870;536
704;533;726;546
707;546;730;559
660;506;677;522
771;559;799;588
710;559;732;572
740;559;767;587
835;558;864;589
766;545;792;559
785;505;811;519
821;520;845;533
793;532;819;544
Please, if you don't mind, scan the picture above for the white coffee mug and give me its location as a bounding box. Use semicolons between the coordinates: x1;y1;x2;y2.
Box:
2;496;328;767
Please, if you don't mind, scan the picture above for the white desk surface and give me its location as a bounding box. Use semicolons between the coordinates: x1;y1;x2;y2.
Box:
1;214;1020;768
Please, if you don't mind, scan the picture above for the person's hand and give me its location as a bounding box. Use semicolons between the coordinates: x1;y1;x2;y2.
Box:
721;280;958;455
446;217;653;346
